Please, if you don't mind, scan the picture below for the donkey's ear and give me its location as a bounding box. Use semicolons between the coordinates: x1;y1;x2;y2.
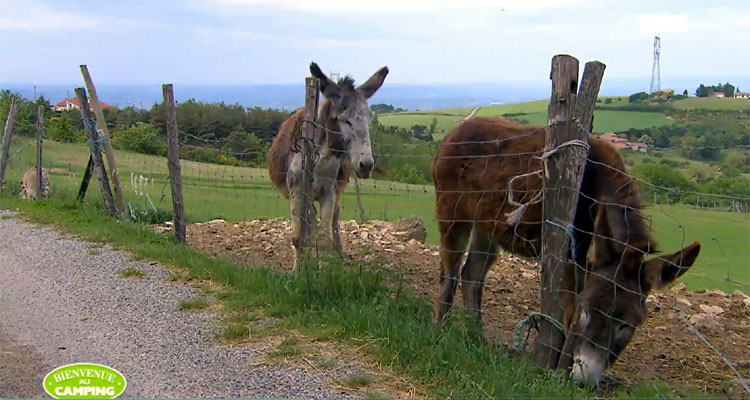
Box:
310;62;341;102
592;203;626;262
642;242;700;290
358;66;389;99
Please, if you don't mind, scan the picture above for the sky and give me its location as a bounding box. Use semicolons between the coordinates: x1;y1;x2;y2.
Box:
0;0;749;86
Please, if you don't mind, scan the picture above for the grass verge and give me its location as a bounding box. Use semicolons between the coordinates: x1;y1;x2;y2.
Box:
178;298;210;311
118;266;145;278
0;196;695;398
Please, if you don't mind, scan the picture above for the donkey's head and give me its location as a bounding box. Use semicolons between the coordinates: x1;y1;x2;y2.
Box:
310;62;388;178
569;204;701;386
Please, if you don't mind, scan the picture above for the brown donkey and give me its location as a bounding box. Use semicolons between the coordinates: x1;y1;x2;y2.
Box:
432;117;701;385
268;62;388;260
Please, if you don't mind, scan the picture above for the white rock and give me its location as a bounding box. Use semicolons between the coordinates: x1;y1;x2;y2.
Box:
699;304;725;316
676;297;692;308
689;313;722;332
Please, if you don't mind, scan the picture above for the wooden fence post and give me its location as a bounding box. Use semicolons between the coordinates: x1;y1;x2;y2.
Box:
81;65;126;217
535;54;583;369
556;60;605;371
77;156;94;202
36;104;45;196
162;84;186;244
295;77;320;267
75;88;117;216
0;98;19;191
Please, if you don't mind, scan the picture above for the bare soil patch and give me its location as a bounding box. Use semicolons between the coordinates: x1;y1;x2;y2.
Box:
177;218;750;396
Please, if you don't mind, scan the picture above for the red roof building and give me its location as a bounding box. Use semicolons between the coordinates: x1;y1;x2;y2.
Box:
53;98;111;112
596;133;648;153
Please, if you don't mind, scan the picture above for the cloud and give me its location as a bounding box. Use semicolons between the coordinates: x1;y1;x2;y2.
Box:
195;27;395;49
203;0;579;15
636;14;689;34
0;0;152;32
0;1;102;31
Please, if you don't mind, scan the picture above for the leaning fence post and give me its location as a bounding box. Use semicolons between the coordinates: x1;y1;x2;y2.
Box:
77;156;94;202
0;98;19;191
535;54;585;369
555;60;605;372
36;104;45;197
81;65;126;217
162;84;186;244
75;88;117;216
295;77;320;268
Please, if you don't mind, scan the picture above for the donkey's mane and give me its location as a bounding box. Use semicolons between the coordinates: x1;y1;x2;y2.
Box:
337;75;356;89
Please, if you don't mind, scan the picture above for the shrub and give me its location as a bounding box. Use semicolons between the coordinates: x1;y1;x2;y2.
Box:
180;146;241;166
48;114;86;143
630;163;696;202
659;159;680;168
628;92;649;103
390;164;425;184
112;124;166;156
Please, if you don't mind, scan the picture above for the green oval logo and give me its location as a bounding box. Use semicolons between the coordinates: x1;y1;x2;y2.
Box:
43;363;126;399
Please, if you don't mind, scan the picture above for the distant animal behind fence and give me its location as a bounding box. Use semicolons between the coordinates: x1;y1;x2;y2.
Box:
19;167;49;200
432;117;701;385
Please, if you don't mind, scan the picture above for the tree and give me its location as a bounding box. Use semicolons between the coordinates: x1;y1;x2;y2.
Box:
687;163;715;183
683;89;688;96
695;84;709;97
48;114;85;143
695;82;737;97
429;117;438;135
370;103;406;114
112;123;166;155
629;92;649;102
721;82;735;97
630;163;696;201
411;124;432;141
222;128;267;165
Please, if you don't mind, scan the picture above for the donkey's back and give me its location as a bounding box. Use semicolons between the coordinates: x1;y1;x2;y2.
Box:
267;109;304;200
433;117;634;256
432;117;638;322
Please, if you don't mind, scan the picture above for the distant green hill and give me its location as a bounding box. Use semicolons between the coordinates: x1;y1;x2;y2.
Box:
377;96;750;140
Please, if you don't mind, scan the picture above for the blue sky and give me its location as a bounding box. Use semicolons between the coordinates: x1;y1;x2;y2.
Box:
1;0;748;86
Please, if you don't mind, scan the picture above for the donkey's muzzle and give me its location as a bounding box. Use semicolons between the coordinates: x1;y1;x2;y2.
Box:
356;159;374;179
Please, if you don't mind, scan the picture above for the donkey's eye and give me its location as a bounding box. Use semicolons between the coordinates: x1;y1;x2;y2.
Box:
344;120;353;127
618;323;631;333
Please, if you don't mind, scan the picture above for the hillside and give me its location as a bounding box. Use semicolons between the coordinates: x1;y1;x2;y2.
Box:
377;96;750;140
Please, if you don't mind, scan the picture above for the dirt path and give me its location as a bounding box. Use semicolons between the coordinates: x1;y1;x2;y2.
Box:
464;106;481;120
0;211;357;399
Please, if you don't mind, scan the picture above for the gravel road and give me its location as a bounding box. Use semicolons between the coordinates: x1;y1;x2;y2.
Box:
0;211;355;399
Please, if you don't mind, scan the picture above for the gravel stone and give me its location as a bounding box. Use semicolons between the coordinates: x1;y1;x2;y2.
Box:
0;211;356;399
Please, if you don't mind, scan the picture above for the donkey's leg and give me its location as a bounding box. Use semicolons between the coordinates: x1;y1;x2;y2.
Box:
461;226;499;324
319;189;341;252
331;196;343;253
436;220;471;323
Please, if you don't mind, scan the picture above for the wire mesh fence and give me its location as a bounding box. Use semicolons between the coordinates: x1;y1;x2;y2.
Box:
2;72;749;396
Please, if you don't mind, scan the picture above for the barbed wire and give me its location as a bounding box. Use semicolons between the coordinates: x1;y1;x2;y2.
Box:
20;95;746;395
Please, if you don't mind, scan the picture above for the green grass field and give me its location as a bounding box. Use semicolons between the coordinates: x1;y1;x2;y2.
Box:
5;137;748;293
376;113;463;137
671;97;750;111
379;99;675;140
